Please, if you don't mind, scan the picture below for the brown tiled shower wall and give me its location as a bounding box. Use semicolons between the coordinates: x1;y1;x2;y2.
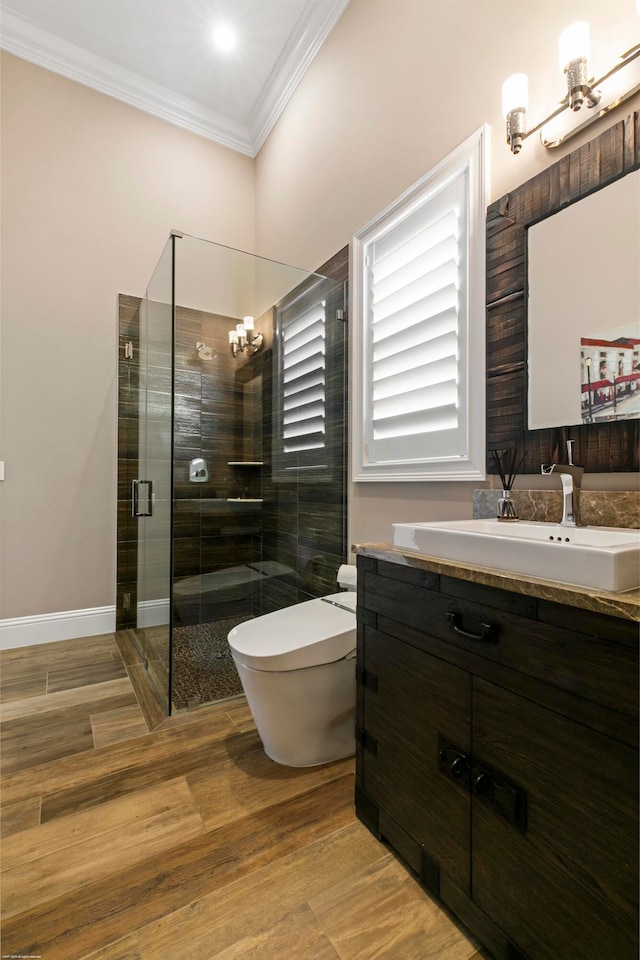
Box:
116;247;348;633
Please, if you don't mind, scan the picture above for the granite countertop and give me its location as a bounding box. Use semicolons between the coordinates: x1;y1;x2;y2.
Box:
353;542;640;623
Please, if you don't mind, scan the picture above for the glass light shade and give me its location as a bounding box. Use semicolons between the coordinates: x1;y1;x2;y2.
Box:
228;330;238;344
243;315;255;331
502;73;528;117
236;323;246;338
559;21;591;71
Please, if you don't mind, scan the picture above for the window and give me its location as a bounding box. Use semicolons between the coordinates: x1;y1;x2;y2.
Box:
282;299;326;456
352;126;488;480
273;275;345;480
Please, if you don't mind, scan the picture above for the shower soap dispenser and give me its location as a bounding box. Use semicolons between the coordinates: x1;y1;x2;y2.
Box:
189;458;209;483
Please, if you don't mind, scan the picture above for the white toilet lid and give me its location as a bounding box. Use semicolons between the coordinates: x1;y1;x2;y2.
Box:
228;593;356;671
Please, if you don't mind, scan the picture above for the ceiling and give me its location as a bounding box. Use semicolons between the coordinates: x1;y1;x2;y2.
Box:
0;0;350;156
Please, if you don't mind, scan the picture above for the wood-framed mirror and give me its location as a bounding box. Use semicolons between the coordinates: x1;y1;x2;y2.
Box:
486;110;639;474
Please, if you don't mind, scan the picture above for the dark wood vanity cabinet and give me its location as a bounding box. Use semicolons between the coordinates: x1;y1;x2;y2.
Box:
355;555;639;960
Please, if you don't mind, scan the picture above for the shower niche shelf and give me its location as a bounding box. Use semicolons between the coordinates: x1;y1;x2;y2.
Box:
227;462;263;503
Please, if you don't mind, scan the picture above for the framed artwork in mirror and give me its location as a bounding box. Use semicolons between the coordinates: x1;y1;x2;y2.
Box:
486;110;639;473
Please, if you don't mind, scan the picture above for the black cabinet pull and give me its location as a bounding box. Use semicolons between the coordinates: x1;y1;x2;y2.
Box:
471;761;527;832
447;611;498;643
472;771;491;795
450;756;467;778
438;737;470;791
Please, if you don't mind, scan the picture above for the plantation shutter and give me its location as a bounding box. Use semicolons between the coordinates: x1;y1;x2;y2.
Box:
282;302;326;454
352;126;487;481
273;275;339;479
366;177;465;464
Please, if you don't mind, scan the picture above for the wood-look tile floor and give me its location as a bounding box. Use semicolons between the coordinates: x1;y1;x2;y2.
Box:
1;633;491;960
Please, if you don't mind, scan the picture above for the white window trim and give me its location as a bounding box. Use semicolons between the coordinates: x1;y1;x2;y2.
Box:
351;125;489;481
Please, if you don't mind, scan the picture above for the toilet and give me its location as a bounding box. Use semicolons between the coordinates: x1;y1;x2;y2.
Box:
227;566;357;767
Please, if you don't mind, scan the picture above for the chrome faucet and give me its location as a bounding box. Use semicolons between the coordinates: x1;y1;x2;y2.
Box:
541;441;584;527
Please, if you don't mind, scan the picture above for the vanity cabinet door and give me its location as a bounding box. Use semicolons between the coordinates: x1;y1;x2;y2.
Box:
471;678;639;960
360;625;472;893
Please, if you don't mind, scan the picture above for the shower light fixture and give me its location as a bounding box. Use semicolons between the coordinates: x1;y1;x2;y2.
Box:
502;23;640;153
196;342;216;361
229;316;263;358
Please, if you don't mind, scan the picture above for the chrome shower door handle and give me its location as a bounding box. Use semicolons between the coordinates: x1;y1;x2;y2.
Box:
132;479;153;517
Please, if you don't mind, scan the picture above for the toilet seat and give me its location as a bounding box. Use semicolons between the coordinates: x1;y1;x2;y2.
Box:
228;592;356;672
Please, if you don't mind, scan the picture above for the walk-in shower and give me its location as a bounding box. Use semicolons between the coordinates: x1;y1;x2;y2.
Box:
116;233;347;714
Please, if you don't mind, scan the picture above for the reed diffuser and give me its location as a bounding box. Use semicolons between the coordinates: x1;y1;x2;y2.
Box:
491;448;526;522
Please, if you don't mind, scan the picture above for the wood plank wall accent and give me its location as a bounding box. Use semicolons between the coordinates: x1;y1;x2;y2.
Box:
486;110;640;474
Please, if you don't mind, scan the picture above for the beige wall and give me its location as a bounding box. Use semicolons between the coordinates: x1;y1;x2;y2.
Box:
254;0;640;549
2;1;638;621
0;53;255;618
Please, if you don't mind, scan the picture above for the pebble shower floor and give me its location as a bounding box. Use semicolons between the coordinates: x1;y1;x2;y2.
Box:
171;615;252;710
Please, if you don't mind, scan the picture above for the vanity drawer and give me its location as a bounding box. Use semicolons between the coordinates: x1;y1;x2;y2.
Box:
361;564;638;721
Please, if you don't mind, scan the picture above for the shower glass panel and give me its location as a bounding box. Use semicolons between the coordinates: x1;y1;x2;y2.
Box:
128;232;346;715
170;234;346;712
134;236;174;712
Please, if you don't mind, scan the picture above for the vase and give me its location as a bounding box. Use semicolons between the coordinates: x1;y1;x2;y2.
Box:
497;489;519;521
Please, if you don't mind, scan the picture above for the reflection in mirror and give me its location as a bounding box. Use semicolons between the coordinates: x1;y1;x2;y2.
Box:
242;374;263;462
581;330;640;424
527;168;640;430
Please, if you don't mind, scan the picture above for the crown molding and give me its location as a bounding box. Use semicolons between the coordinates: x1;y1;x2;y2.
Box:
0;2;350;157
0;9;254;154
249;0;350;153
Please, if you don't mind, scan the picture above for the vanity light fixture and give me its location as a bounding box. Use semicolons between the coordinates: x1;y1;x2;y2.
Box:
229;316;263;358
502;22;640;153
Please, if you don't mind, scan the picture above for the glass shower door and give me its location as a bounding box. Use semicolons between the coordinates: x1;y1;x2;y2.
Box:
133;237;175;712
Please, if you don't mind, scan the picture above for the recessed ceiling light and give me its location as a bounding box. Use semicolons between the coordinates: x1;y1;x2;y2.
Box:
213;24;236;52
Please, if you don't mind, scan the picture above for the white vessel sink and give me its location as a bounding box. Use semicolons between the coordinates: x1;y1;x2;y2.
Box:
392;519;640;593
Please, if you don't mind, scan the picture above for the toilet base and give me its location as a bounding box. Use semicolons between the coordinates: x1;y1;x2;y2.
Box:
233;657;356;767
262;745;355;768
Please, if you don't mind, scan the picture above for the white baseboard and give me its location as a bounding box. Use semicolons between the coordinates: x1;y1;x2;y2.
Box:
0;598;172;650
0;605;117;650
